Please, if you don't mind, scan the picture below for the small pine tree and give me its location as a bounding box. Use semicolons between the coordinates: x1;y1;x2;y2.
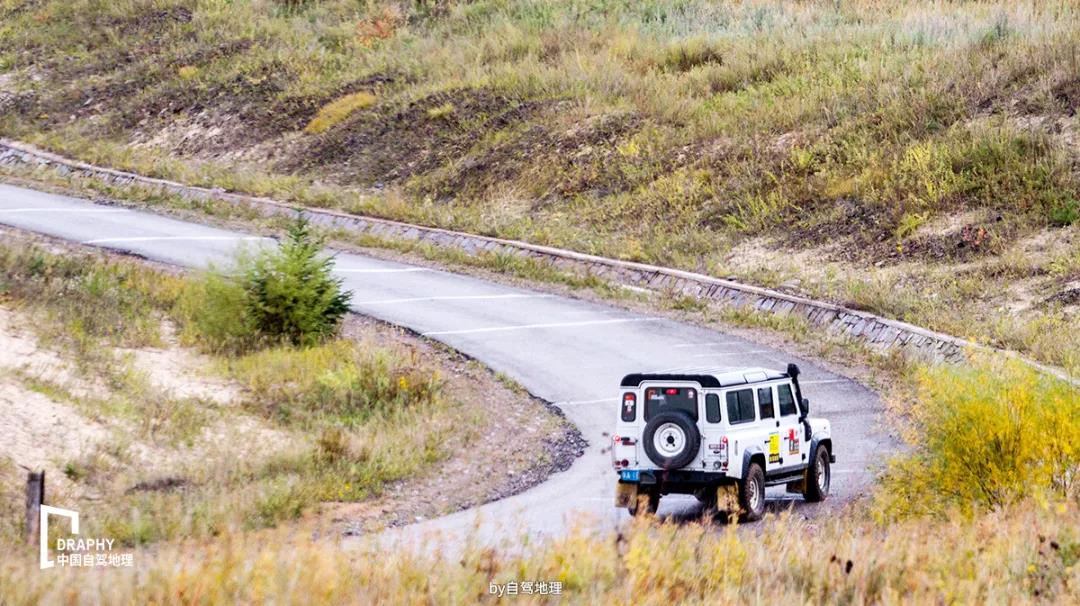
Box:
244;213;351;346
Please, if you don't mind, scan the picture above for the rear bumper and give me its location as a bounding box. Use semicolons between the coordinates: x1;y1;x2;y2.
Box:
619;469;734;493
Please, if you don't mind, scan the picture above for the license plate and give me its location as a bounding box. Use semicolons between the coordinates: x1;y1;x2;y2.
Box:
621;469;640;482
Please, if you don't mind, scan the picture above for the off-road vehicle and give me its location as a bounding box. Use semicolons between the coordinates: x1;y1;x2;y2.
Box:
612;363;834;520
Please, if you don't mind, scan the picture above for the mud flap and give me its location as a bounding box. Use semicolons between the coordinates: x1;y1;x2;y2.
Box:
615;481;638;509
716;484;740;513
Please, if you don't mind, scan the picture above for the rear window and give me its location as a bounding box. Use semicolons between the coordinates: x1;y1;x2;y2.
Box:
644;386;699;421
705;394;721;423
726;389;756;424
778;384;798;416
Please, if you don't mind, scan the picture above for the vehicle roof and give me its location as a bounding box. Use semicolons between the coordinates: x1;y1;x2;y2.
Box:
620;366;790;388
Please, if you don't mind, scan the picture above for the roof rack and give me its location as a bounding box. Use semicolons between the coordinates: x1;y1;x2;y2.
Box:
620;365;793;389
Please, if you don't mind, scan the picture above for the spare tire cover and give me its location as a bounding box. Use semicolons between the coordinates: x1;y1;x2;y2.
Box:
642;410;700;469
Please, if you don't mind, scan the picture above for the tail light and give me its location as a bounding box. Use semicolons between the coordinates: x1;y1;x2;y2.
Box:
621;392;637;422
719;436;729;468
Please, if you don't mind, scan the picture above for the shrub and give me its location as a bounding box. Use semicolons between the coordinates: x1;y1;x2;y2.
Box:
175;269;258;353
875;358;1080;520
1050;198;1079;226
243;214;351;346
662;37;724;72
176;214;350;350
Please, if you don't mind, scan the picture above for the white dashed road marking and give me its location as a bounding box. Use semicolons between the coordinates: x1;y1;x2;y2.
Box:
336;267;431;274
354;294;549;305
423;318;657;337
689;350;773;358
0;208;130;213
557;398;619;406
83;236;268;244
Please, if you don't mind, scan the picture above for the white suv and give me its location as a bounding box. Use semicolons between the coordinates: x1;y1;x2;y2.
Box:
612;363;834;520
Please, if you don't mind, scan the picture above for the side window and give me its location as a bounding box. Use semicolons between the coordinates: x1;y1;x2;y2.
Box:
705;394;721;423
778;384;798;417
644;386;699;421
725;389;756;424
758;387;775;419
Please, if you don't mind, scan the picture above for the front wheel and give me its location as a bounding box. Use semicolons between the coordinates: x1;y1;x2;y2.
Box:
739;463;766;521
804;445;831;502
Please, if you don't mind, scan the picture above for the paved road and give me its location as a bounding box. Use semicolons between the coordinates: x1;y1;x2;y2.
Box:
0;183;894;545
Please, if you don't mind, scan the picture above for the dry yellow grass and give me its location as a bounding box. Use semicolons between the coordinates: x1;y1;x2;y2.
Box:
3;501;1078;604
304;92;376;135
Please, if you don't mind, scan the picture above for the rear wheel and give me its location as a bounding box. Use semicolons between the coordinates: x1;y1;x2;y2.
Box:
804;445;831;502
628;490;659;516
739;463;766;521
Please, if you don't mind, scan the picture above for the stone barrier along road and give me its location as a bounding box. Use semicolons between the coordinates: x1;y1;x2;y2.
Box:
0;138;1071;381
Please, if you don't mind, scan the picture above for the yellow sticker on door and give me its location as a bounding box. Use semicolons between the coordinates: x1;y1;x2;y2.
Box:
768;432;781;464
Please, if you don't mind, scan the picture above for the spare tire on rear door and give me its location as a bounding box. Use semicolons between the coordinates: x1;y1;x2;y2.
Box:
642;410;700;469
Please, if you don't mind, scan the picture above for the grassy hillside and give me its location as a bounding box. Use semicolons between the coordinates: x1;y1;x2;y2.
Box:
1;0;1078;373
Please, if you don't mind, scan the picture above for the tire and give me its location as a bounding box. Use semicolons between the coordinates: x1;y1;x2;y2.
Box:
739;462;766;521
642;411;700;470
804;445;831;502
628;490;659;516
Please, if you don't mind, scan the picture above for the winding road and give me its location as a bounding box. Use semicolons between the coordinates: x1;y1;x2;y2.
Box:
0;182;894;545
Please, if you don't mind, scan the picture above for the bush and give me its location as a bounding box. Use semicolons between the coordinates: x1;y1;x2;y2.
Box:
244;215;352;346
177;214;351;350
175;270;257;353
1050;198;1079;226
875;358;1080;520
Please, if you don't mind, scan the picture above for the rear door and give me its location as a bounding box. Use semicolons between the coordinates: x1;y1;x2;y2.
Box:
641;383;704;469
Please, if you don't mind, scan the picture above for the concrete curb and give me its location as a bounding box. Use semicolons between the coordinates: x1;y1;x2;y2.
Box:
1;138;1075;385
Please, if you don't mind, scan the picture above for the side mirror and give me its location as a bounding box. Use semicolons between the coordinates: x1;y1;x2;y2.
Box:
800;398;810;417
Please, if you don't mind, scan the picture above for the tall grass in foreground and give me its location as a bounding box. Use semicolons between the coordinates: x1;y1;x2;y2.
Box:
2;503;1079;604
